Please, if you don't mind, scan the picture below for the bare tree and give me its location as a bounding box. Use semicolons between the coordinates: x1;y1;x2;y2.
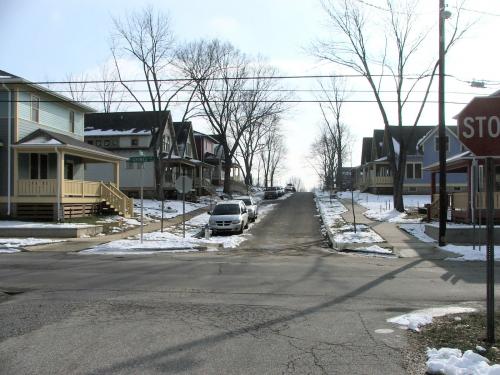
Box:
95;63;124;113
235;62;288;187
65;73;88;102
111;6;192;198
177;39;252;194
317;77;351;189
310;127;337;191
260;125;286;187
313;0;471;211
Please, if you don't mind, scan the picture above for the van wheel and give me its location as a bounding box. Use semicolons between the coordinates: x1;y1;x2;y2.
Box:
237;224;244;234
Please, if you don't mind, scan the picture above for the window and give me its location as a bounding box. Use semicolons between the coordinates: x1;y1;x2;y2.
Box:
24;153;56;180
31;96;40;122
406;163;422;179
95;140;102;146
434;136;449;152
104;140;110;147
409;187;417;192
125;162;134;169
87;140;94;145
69;111;75;132
111;139;118;147
131;138;139;147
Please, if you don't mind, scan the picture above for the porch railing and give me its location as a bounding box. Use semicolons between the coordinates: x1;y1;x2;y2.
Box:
18;179;57;196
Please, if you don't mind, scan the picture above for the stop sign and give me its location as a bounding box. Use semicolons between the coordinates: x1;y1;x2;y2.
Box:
456;96;500;156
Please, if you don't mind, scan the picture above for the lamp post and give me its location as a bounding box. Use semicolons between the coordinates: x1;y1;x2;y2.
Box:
438;0;451;246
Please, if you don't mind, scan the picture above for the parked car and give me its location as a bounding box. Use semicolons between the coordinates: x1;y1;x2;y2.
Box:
234;196;258;222
208;200;249;234
276;186;285;196
285;183;296;193
264;187;280;199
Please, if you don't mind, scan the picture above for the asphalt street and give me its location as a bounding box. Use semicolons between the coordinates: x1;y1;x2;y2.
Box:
0;192;495;374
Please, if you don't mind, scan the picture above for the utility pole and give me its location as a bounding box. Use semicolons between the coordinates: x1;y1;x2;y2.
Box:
438;0;448;247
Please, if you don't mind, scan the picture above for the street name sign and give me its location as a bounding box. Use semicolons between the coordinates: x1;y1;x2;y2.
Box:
457;96;500;156
128;156;156;163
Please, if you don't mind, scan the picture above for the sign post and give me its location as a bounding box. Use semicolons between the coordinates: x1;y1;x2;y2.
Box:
457;96;500;343
175;173;193;239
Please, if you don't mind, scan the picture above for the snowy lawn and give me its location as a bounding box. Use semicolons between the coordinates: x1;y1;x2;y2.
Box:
315;191;384;246
83;197;278;255
338;191;429;223
0;238;64;253
136;199;208;219
400;223;500;261
388;306;477;332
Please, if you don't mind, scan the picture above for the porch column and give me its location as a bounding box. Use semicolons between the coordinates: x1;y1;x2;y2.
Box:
113;162;120;189
431;172;436;196
13;149;18;197
56;151;64;221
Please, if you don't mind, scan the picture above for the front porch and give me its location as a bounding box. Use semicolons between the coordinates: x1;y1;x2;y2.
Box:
3;129;133;220
427;153;500;223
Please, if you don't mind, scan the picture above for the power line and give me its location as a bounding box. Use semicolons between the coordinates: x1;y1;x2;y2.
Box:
0;99;469;105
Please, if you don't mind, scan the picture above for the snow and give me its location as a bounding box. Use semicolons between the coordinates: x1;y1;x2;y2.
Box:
400;223;500;261
315;191;384;245
349;244;393;254
426;348;500;375
85;128;150;136
338;191;430;223
137;199;207;219
83;195;276;255
0;220;94;228
392;137;400;155
388;306;477;332
0;238;64;252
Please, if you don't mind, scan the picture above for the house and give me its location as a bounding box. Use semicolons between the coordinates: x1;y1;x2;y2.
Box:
207;134;243;184
0;70;131;220
425;92;500;223
84;113;215;198
354;125;466;195
193;131;225;186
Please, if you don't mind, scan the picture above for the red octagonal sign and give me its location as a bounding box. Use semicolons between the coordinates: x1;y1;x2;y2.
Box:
456;96;500;156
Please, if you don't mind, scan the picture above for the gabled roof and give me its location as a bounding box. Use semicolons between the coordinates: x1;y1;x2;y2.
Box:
361;137;373;164
173;121;198;159
15;129;124;160
0;69;95;112
416;125;459;148
193;130;220;144
387;125;435;155
84;111;165;135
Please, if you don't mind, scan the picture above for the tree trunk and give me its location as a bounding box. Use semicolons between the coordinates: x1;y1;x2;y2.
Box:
223;155;232;194
392;153;406;212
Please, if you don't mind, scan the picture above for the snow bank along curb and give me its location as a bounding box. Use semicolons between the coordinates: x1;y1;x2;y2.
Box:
427;348;500;374
315;192;389;254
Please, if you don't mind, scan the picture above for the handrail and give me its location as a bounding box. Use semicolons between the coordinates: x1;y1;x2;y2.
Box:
100;182;134;217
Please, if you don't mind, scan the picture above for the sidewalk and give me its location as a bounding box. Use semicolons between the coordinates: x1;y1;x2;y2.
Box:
24;207;209;253
339;199;457;259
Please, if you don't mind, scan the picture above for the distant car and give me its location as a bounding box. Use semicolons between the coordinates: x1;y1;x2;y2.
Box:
276;187;285;196
235;196;258;222
264;187;279;200
208;200;249;234
285;183;296;193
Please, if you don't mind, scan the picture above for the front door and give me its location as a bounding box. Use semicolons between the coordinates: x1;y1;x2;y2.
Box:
64;162;74;180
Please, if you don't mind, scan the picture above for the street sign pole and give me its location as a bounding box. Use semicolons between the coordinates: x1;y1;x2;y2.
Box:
140;160;144;244
486;157;495;344
182;168;186;239
438;0;447;246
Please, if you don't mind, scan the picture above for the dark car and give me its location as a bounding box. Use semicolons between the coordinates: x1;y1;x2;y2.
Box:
264;187;280;199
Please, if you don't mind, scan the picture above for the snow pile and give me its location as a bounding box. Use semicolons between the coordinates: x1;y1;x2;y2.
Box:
388;306;477;332
399;223;435;243
349;245;393;254
338;191;429;223
315;192;385;245
426;348;500;375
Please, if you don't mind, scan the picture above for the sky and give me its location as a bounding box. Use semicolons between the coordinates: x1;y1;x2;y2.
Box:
2;0;500;190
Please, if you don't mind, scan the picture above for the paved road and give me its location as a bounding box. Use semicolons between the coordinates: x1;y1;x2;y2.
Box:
0;193;495;374
237;192;327;255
